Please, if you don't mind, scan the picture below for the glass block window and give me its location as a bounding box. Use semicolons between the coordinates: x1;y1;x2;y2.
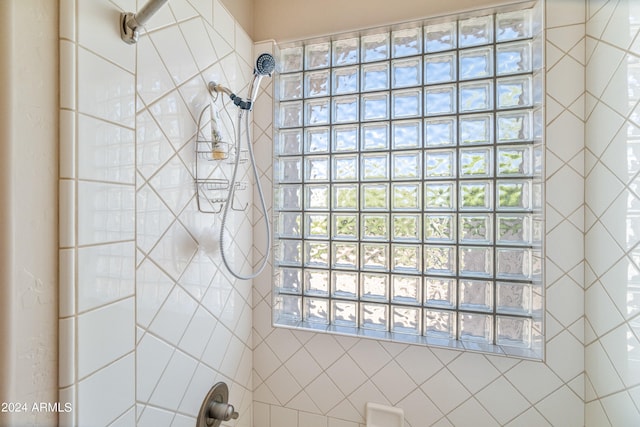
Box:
274;6;544;358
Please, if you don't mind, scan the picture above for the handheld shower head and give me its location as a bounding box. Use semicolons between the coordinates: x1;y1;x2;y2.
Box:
255;53;276;76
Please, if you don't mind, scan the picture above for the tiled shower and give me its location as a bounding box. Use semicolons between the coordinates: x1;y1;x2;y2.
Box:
52;0;640;426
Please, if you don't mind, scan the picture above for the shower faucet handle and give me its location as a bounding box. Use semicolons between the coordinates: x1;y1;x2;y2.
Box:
208;401;239;422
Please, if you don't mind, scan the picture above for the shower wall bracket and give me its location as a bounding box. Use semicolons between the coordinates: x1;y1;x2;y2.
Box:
120;0;170;44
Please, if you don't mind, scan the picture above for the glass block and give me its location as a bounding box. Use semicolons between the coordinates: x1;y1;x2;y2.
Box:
361;243;389;270
331;271;358;298
305;184;329;209
393;183;421;210
497;316;531;347
497;248;532;279
425;309;456;338
305;42;331;69
459;80;493;112
425;52;456;84
333;37;359;66
305;213;329;239
391;245;421;273
279;129;302;155
362;154;389;180
424;245;455;275
392;27;422;57
279;157;302;183
333;155;358;181
361;272;389;301
425;182;455;210
392;57;422;88
459;280;493;311
362;214;389;241
459;114;493;145
393;120;422;149
425;214;455;242
333;96;359;123
333;125;359;152
277;294;302;321
498;145;532;176
393;89;422;118
497;41;532;75
497;214;531;244
304;269;330;295
460;147;492;177
459;247;493;277
277;267;302;293
425;85;456;116
305;99;330;126
362;123;389;150
277;239;301;265
280;73;303;100
496;281;532;315
392;151;421;180
496;9;532;42
497;76;532;109
333;66;359;94
304;297;329;324
425;22;457;53
497;180;530;210
333;214;358;240
392;214;421;241
332;300;358;327
426;149;455;179
361;303;389;331
362;184;389;210
362;93;389;121
392;306;421;335
460;181;491;210
425;117;456;146
459;15;493;48
304;241;329;267
304;156;329;181
362;62;390;92
333;184;358;210
332;242;358;269
305;127;330;153
361;33;390;62
279;101;303;128
280;46;303;73
425;278;456;308
277;184;302;210
497;111;532;142
459;214;492;244
278;212;301;238
305;70;330;97
459;47;493;80
458;312;492;343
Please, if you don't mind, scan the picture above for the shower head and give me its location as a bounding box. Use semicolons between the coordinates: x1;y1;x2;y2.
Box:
255;53;276;76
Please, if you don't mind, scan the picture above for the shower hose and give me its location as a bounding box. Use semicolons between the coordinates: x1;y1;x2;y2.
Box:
218;109;271;281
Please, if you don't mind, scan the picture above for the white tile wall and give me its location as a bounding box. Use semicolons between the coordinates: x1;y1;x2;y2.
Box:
584;0;640;424
58;0;640;425
59;1;254;426
252;1;590;426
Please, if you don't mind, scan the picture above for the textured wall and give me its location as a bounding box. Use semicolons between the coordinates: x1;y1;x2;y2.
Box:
0;1;59;426
58;0;254;425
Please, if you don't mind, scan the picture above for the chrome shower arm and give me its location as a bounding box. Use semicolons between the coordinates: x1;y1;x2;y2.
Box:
120;0;169;44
